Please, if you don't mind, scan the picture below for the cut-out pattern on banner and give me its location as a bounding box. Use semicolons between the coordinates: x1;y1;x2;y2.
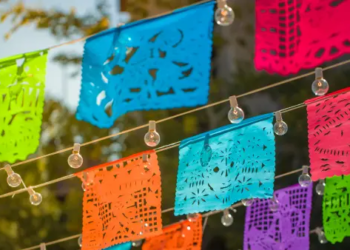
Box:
142;214;202;250
0;50;48;163
104;242;132;250
174;113;276;215
306;88;350;181
244;184;313;250
323;175;350;244
76;1;214;128
255;0;350;75
75;150;162;250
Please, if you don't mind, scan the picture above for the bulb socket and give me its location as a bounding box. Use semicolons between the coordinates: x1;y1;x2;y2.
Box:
4;164;14;175
275;111;283;122
73;143;81;154
229;95;238;108
149;120;156;131
27;187;35;196
217;0;227;9
302;165;309;174
40;243;46;250
142;154;148;162
315;67;323;80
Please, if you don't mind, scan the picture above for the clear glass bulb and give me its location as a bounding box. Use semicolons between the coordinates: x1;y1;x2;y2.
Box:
82;183;86;191
269;196;279;212
312;78;329;96
144;131;160;147
228;107;244;124
299;174;312;187
68;153;83;168
30;192;42;206
221;210;233;227
215;5;234;26
274;121;288;136
7;173;22;187
132;240;142;247
78;235;82;247
242;199;254;207
316;229;328;244
316;180;325;196
187;213;199;222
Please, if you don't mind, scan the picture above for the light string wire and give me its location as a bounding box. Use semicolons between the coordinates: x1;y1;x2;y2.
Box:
20;167;318;250
0;101;308;200
3;59;350;172
2;86;350;199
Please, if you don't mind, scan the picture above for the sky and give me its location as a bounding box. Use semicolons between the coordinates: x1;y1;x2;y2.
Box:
0;0;128;109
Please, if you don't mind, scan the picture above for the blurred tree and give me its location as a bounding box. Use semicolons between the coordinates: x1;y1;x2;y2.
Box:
1;0;350;250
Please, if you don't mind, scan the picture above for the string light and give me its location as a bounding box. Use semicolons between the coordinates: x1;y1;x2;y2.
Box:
67;143;83;169
142;154;150;171
144;120;161;147
315;228;328;244
187;213;200;222
221;209;234;226
241;199;254;207
312;67;329;96
39;243;46;250
4;164;22;187
316;179;325;196
132;240;143;247
298;165;312;187
215;0;234;26
27;187;42;206
273;111;288;136
269;193;279;212
78;235;82;247
228;95;244;124
2;61;349;174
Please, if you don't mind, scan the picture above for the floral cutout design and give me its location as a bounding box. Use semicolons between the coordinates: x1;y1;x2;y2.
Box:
76;1;214;128
174;113;276;215
75;150;162;250
255;0;350;75
306;88;350;181
323;175;350;244
0;50;48;163
244;184;313;250
142;214;202;250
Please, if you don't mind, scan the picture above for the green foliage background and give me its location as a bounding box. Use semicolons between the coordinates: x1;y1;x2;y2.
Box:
1;0;350;249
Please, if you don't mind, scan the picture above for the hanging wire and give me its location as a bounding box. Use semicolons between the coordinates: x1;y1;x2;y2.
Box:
0;102;307;200
47;0;213;50
3;59;350;172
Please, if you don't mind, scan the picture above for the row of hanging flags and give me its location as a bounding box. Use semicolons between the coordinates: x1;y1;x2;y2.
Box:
0;0;350;249
74;87;350;250
2;0;350;163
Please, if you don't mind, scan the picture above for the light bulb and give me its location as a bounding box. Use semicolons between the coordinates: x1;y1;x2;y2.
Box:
274;111;288;136
242;199;254;207
221;210;233;227
269;194;279;212
4;165;22;188
316;179;325;196
187;213;199;222
82;183;86;191
68;143;83;168
228;96;244;124
299;165;312;187
28;187;42;206
316;228;328;244
312;68;329;96
132;240;142;247
144;121;160;147
215;5;234;26
78;235;82;247
142;154;150;170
